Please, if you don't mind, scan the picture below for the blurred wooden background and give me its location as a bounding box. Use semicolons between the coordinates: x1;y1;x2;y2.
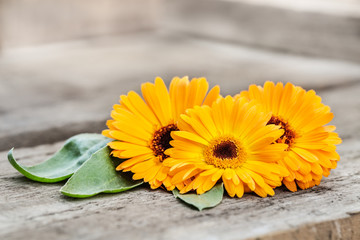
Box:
1;0;360;61
0;0;159;48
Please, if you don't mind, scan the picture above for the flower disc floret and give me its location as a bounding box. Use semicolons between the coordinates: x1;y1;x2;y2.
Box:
204;136;246;169
150;124;179;161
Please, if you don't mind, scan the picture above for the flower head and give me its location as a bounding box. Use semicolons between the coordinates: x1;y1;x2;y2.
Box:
237;81;341;191
102;77;220;190
164;96;288;198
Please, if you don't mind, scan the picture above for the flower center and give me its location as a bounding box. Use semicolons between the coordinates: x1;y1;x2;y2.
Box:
267;116;296;147
213;141;238;159
150;124;179;161
204;136;246;169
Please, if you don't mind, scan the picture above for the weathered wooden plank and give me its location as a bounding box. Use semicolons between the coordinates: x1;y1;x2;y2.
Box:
164;0;360;63
319;83;360;141
0;136;359;240
0;0;159;49
1;34;360;150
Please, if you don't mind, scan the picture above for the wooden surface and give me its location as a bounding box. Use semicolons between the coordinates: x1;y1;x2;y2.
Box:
164;0;360;63
1;33;360;239
0;0;159;49
3;0;360;62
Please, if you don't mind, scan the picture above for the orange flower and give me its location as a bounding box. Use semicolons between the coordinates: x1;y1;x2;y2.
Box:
103;76;220;190
237;82;341;191
164;96;288;197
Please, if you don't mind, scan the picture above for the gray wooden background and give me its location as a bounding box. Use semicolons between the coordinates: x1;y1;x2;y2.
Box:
1;0;360;239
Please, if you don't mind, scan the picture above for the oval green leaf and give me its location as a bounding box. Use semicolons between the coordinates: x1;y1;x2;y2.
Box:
60;146;143;198
8;133;110;183
173;183;224;211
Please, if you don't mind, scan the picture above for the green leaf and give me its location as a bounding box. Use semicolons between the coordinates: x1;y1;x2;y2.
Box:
8;133;110;183
173;183;224;211
60;146;143;198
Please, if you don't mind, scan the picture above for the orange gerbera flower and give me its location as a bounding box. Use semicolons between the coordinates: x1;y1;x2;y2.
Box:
164;96;288;198
102;76;220;190
237;81;342;191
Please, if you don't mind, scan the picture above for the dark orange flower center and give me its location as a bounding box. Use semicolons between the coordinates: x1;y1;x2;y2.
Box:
213;140;238;159
205;136;247;169
267;116;296;146
150;124;179;161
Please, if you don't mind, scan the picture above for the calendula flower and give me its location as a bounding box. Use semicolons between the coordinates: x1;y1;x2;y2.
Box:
102;76;220;190
164;96;288;198
237;81;341;192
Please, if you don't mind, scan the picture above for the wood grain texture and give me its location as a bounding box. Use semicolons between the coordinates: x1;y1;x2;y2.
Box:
1;137;359;240
164;0;360;63
0;0;159;48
